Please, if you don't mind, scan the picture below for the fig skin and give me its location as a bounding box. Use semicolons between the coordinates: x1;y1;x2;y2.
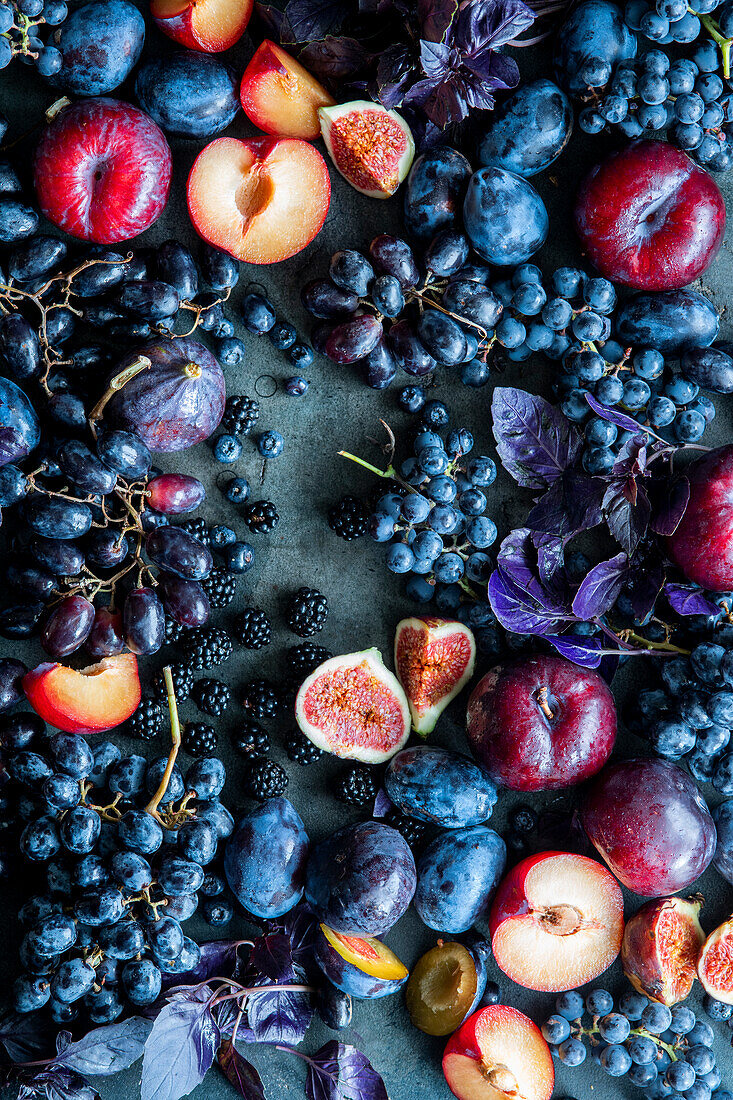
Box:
621;895;704;1006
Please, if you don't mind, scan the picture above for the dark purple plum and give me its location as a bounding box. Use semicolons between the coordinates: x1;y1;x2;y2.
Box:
123;587;164;655
313;925;408;1000
96;430;151;479
477;79;573;178
45;0;145;96
388;320;436;377
403;148;472;243
385;747;498;828
24;496;92;540
414;826;507;934
0;314;42;380
368;235;419;289
0;376;41;467
615;290;719;354
305;821;416;937
681;345;733;394
135;51;239;139
553;0;637;96
463;168;548;266
224;798;309;918
57;439;117;496
324;316;383;365
145;526;212;580
106;337;225;452
158;574;209;628
42;596;95;658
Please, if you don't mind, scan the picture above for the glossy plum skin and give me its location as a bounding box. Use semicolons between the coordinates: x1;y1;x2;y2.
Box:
466;656;616;791
403;148;472;243
553;0;637;96
478;80;573;178
575;141;725;290
223;798;309;919
34;99;171;245
0;376;40;467
615;289;719;355
135;51;239;138
313;929;407;1000
305;821;416;937
414;826;507;934
681;345;733;393
667;445;733;590
713;800;733;884
581;758;716;896
46;0;145;96
385;747;498;828
463;168;548;266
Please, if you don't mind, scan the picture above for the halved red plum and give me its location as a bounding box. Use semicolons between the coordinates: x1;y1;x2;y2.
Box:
406;941;487;1036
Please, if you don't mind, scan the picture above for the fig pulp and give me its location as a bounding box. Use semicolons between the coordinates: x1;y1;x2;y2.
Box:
698;917;733;1003
621;896;704;1005
295;648;410;762
406;941;487;1036
394;617;476;735
319;101;415;199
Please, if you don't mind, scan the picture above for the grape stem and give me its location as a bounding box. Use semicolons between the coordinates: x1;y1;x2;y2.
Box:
697;13;732;78
144;667;181;821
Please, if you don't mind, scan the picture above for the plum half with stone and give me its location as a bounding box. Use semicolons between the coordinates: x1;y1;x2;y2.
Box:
443;1005;554;1100
319;101;415;199
394;617;476;735
407;941;488;1036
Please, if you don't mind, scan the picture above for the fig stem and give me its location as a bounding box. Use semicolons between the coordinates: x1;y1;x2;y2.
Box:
535;687;555;721
144;666;181;819
87;355;152;438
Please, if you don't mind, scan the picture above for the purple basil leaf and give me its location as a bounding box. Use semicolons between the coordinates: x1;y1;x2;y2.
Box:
0;1011;56;1062
496;528;569;609
245;964;314;1047
488;569;572;635
463;47;518;87
56;1019;151;1077
540;635;604;668
665;582;721;618
285;0;347;41
625;557;664;622
265;906;319;969
253;2;295;41
56;1033;72;1057
372;788;394;818
19;1066;99;1100
571;552;629;620
611;434;648;478
584;393;656;438
375;44;414;107
305;1041;388;1100
454;0;535;55
162;941;239;992
217;1041;266;1100
300;36;373;80
533;533;565;588
527;470;604;537
603;481;651;555
492;387;582;491
251;933;294;983
419;0;459;41
650;475;690;536
141;997;220;1100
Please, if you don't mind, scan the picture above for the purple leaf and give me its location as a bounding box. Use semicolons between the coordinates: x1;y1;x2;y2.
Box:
285;0;346;41
18;1067;99;1100
304;1041;388;1100
419;0;459;41
611;434;648;478
533;533;565;588
454;0;535;55
375;44;414;108
0;1011;55;1063
496;528;569;609
584;393;657;438
300;37;373;80
625;556;664;621
251;933;294;983
488;569;572;635
161;940;240;991
141;997;220;1100
492;387;582;491
603;481;651;555
373;788;394;818
245;967;314;1047
217;1041;266;1100
650;475;690;536
571;552;629;620
463;47;518;87
540;635;604;668
665;582;721;618
527;470;604;537
265;906;319;969
253;2;295;41
55;1019;151;1076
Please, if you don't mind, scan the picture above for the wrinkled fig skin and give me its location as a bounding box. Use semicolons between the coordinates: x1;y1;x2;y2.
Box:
414;826;507;934
714;800;733;884
681;345;733;393
107;336;225;452
46;0;145;96
313;930;407;1000
466;656;616;791
224;798;309;919
615;289;719;355
463;168;548;266
667;445;733;591
581;758;717;896
384;747;498;828
620;896;704;1004
553;0;637;96
135;52;240;138
477;80;573;178
305;821;416;937
403;148;472;243
0;376;41;467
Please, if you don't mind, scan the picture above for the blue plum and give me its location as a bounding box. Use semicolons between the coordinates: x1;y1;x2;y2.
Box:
414;826;507;934
477;79;573;178
224;798;308;919
713;800;733;884
681;345;733;393
463;168;548;266
0;376;40;468
385;747;498;828
403;148;472;243
553;0;637;96
305;821;416;936
135;52;240;139
45;1;145;96
615;289;719;354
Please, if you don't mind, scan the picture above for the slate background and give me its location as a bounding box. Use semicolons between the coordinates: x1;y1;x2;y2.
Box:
1;9;733;1098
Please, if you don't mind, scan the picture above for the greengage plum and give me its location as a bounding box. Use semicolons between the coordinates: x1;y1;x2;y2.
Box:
581;758;716;896
406;940;488;1035
403;148;471;242
384;746;498;828
553;0;637;96
136;51;239;138
477;80;572;178
224;798;308;919
615;289;719;354
45;1;145;96
414;826;506;934
463;168;548;266
305;821;416;936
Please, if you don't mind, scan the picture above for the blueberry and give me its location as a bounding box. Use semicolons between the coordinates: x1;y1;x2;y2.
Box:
287;343;314;370
257;430;284;458
223;476;249;504
213;434;242;464
284;376;308;397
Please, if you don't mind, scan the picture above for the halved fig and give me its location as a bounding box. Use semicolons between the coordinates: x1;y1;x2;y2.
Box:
698;916;733;1003
622;895;704;1006
295;648;410;762
407;941;487;1036
319;100;415;199
394;617;476;735
314;923;408;1000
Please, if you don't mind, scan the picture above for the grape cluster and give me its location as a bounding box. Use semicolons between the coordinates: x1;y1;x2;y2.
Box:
0;0;68;74
1;684;238;1023
541;986;724;1096
629;631;733;790
625;0;726;50
580;44;733;172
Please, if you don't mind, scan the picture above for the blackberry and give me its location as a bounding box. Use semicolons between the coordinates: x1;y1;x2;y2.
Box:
152;663;194;702
221;395;259;436
287;587;328;637
192;677;230;717
328;495;369;541
164;618;190;645
385;808;428;851
285;730;323;766
233;607;272;649
178;517;210;544
234;719;270;756
241;679;281;722
200;567;237;608
335;765;377;808
283;643;333;685
242;500;279;534
183;722;217;757
243;757;288;800
126;697;165;742
183;627;233;669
